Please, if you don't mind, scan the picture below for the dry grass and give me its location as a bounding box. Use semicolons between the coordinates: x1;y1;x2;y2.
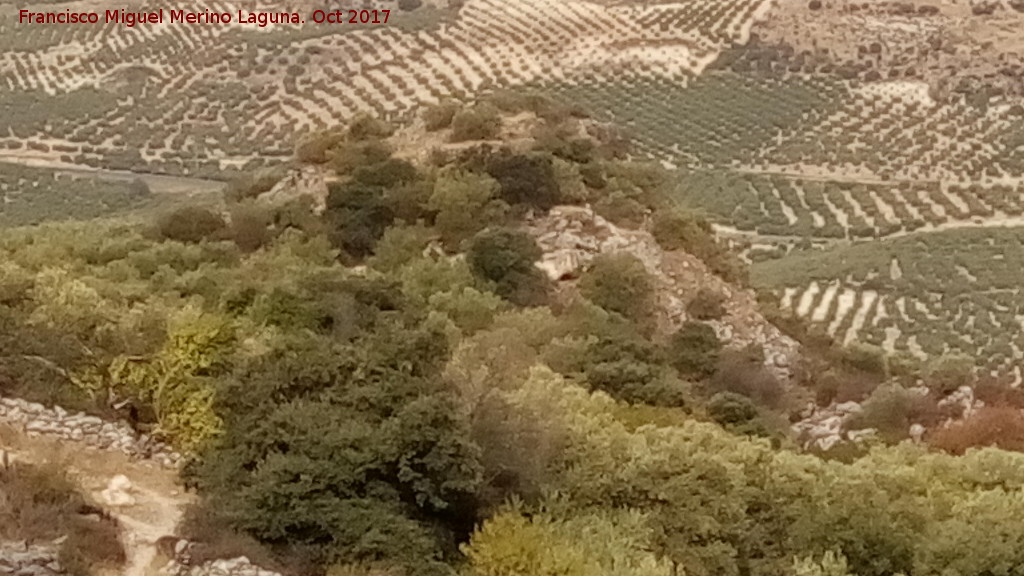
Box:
0;456;126;576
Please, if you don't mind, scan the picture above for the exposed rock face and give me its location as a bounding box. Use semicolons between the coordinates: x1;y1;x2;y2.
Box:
793;400;875;451
257;166;330;215
0;397;181;468
0;541;63;576
793;384;989;451
525;205;801;381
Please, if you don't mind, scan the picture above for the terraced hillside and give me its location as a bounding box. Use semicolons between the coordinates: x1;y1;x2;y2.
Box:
0;0;772;178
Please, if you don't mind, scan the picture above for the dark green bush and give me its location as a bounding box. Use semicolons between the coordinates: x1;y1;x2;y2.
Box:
687;288;727;320
451;104;502;142
708;391;759;426
667;321;721;379
710;347;787;410
423;101;462;131
485;151;560;210
466;228;548;306
157;206;227;243
579;253;656;330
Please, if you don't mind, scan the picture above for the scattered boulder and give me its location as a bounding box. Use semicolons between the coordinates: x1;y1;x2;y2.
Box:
100;475;136;508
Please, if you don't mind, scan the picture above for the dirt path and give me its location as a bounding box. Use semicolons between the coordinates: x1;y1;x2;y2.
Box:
0;424;192;576
0;154;226;196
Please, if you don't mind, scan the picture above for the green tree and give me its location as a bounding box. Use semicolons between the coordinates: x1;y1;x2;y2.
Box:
466;228;548;306
578;253;656;331
157;207;226;244
667;321;721;379
192;325;482;575
450;104;502;142
428;170;508;248
485;152;561;210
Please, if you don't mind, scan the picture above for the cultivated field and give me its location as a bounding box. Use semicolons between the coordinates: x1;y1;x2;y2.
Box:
0;0;771;177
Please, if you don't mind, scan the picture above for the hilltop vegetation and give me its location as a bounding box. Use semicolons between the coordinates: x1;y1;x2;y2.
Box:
1;95;1024;576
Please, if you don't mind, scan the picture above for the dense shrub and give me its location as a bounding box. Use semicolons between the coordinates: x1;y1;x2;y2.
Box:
667;321;722;379
179;504;286;571
710;347;787;410
423;101;462;131
687;288;727;320
228;203;273;252
835;343;888;379
974;376;1024;409
532;123;595;164
553;332;690;408
326;181;396;259
328;140;394;175
296;129;346;164
926;354;974;396
485;151;561;210
351;158;419;189
466;228;548;306
451;104;502;142
156;206;227;243
347;115;394;142
578;254;656;330
846;384;941;442
707;391;759;426
929;407;1024;455
813;367;885;405
652;209;748;284
428;170;507;248
192;327;479;576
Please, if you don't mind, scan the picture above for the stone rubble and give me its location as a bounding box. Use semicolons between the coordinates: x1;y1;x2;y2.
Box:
792;400;875;451
162;541;283;576
0;396;182;468
257;166;330;215
0;541;63;576
938;386;984;420
100;474;137;508
526;205;801;381
793;385;988;451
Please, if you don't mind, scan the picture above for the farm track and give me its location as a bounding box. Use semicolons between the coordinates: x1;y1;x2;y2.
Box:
0;154;226;196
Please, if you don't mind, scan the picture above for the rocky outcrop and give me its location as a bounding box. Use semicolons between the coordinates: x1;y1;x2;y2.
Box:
0;541;63;576
938;386;983;420
256;166;330;215
792;400;876;451
792;385;988;451
0;397;182;468
526;205;801;381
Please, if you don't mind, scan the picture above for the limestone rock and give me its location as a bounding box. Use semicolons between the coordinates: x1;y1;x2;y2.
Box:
524;205;801;381
100;475;136;508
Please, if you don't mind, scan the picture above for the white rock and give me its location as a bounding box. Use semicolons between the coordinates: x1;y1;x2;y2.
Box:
100;475;136;507
909;423;926;442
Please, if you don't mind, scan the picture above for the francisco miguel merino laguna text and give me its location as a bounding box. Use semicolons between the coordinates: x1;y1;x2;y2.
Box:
16;8;391;27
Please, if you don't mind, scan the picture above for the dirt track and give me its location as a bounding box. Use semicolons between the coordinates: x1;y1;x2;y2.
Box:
0;424;192;576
